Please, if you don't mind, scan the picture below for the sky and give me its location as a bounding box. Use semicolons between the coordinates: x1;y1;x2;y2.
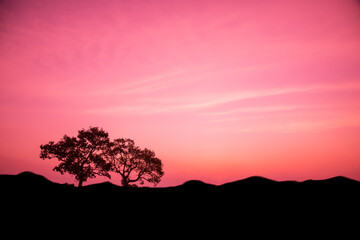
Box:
1;0;360;187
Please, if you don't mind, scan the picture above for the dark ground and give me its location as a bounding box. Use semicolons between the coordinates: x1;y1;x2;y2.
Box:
1;171;360;232
2;171;359;208
1;171;358;238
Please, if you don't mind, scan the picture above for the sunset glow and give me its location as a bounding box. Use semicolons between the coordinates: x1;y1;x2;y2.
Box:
1;0;360;186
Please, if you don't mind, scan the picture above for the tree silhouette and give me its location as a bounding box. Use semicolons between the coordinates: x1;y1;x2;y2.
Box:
108;138;164;187
40;127;112;187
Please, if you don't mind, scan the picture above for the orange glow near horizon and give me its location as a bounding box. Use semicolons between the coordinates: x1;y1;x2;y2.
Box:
1;0;360;186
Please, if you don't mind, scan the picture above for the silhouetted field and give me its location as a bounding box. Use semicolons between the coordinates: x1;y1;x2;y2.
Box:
2;171;359;235
2;172;359;208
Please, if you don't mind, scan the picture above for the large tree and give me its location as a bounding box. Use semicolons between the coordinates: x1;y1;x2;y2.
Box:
40;127;112;187
108;138;164;187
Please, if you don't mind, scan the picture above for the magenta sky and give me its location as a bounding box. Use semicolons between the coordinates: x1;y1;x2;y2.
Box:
1;0;360;186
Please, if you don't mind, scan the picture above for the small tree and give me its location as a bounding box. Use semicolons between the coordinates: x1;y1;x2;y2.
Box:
40;127;112;187
108;138;164;187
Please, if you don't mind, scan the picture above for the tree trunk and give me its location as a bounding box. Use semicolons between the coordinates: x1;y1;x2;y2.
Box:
121;176;129;187
78;178;84;187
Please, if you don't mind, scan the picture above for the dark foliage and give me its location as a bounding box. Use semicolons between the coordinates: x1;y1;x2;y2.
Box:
107;138;164;187
40;127;112;187
40;127;164;187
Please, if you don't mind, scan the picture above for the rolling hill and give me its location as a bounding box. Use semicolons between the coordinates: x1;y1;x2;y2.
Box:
1;171;359;200
2;171;360;227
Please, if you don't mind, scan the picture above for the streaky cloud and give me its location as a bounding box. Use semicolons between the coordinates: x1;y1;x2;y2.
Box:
85;81;360;115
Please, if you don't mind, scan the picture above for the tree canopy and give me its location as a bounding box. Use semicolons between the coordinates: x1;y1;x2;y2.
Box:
40;127;164;187
107;138;164;187
40;127;112;187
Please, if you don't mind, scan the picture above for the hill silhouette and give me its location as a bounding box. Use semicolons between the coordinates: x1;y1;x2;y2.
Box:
2;172;358;232
2;171;359;199
1;171;359;191
2;170;360;231
2;171;360;215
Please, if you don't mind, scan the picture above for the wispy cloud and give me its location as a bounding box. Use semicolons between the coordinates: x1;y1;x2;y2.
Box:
90;70;186;96
236;116;360;133
202;111;360;134
85;81;360;115
203;105;313;116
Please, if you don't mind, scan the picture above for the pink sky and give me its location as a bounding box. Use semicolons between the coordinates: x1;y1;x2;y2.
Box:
1;0;360;186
